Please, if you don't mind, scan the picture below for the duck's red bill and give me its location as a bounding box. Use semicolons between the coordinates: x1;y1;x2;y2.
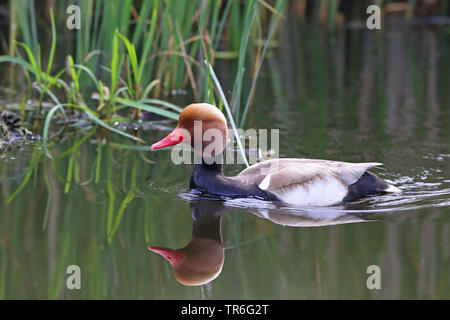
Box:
148;246;184;266
151;127;185;150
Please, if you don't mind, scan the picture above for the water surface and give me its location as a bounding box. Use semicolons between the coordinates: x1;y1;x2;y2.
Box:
1;22;450;299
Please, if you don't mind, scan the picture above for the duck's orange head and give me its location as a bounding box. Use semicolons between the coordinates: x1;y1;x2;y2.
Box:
150;103;228;156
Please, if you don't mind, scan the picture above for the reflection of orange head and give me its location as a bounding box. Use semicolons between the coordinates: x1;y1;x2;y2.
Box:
147;246;184;266
148;238;224;286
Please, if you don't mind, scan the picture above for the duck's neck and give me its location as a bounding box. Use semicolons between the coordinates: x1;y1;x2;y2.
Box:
190;160;224;191
194;160;223;173
189;159;279;201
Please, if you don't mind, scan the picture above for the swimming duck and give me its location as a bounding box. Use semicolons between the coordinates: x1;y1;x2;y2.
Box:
151;103;400;206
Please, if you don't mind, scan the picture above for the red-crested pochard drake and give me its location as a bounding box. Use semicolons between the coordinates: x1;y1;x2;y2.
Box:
151;103;400;207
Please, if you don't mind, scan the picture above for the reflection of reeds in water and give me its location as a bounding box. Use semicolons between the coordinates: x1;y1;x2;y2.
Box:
424;28;440;143
0;137;193;298
272;10;446;146
386;23;414;138
1;0;287;146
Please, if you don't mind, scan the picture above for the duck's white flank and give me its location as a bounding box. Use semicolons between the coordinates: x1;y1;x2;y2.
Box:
270;177;348;206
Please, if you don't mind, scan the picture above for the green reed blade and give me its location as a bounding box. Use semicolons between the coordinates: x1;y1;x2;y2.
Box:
33;84;68;120
131;0;152;46
95;140;102;183
110;143;151;151
7;147;44;203
14;41;40;82
68;55;80;92
241;0;285;127
45;9;56;80
64;152;76;194
106;150;115;242
115;98;180;120
74;64;101;92
109;29;120;110
233;1;257;124
141;80;161;100
109;189;135;242
138;0;159;85
206;61;249;167
117;32;139;86
214;0;233;50
0;56;57;85
139;99;182;113
16;0;32;54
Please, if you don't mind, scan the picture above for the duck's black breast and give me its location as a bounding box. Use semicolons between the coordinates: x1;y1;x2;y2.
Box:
189;163;280;201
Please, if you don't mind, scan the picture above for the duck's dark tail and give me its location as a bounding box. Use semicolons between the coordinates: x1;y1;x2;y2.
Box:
343;172;400;202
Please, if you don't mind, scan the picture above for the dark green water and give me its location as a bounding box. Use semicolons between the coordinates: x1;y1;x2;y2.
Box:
1;24;450;299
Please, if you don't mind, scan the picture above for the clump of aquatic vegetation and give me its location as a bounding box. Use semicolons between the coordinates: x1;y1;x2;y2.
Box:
1;0;446;145
0;0;285;149
0;111;35;153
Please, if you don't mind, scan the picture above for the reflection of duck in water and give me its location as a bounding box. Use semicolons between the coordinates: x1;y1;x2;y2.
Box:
180;194;375;228
243;204;373;227
148;196;379;286
147;200;224;286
